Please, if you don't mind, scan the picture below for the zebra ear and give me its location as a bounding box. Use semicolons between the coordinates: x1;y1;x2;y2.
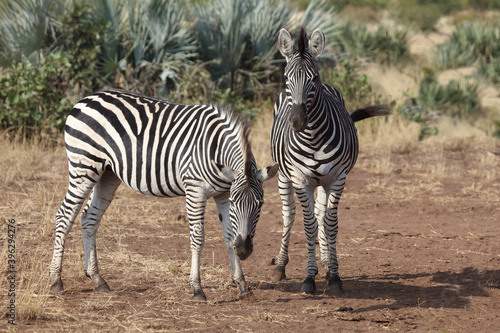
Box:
256;163;278;183
212;160;238;182
277;29;294;61
309;29;325;59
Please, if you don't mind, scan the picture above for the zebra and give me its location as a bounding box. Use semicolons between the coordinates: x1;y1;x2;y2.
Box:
49;89;278;302
270;28;390;294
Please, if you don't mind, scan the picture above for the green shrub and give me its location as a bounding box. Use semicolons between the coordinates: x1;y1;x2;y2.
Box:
475;62;500;85
333;0;388;10
434;21;500;70
335;23;409;64
55;0;107;98
320;59;382;111
401;76;481;124
400;76;481;139
0;53;74;136
0;1;116;137
397;3;442;31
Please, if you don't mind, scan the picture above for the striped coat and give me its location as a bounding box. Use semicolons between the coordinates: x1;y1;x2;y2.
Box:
50;89;277;302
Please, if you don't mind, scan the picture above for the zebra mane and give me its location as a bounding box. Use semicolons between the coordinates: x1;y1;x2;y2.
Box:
216;105;253;179
243;125;253;182
298;27;308;55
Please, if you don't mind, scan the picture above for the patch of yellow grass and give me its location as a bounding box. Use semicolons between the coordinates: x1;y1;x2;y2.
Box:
357;113;421;154
249;107;274;167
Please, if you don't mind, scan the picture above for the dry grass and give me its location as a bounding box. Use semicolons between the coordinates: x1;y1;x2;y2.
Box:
1;97;499;331
249;101;424;168
249;107;275;168
1;122;500;331
3;11;500;330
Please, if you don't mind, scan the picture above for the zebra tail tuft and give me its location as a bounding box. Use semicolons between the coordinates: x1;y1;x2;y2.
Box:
349;105;391;123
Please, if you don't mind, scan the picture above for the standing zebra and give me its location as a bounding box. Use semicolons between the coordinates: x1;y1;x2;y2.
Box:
270;28;390;294
49;89;278;302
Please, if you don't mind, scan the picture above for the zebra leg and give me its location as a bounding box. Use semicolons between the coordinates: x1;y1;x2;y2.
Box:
315;186;329;273
49;170;98;293
295;185;319;294
324;179;345;294
80;171;121;292
185;189;208;302
214;194;247;298
272;173;296;282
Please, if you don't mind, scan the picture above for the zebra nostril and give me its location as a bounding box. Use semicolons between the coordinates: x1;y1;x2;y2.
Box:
234;235;253;260
234;235;244;248
290;115;303;130
289;103;308;132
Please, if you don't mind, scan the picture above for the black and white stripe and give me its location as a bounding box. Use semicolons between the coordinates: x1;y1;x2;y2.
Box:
271;28;390;294
49;89;277;302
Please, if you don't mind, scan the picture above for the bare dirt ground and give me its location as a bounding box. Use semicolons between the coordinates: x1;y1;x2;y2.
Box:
1;136;500;332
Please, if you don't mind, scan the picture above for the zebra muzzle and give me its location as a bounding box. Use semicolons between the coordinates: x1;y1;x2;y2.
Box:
289;103;308;132
234;234;253;260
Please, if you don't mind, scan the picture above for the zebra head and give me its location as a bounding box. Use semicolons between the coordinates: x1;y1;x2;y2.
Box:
277;27;325;132
214;140;278;261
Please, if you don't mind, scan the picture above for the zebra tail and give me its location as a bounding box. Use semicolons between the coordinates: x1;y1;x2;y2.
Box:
349;105;391;123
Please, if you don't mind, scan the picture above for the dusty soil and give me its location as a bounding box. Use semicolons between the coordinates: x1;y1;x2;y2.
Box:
2;137;499;332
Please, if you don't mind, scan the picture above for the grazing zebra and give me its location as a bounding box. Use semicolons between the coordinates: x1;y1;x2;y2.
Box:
49;89;278;302
270;28;390;294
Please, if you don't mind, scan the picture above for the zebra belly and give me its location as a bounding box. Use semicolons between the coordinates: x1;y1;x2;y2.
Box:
117;168;186;197
289;159;347;186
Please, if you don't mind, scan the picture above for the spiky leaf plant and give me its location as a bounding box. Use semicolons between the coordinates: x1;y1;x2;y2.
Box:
434;21;500;70
401;76;481;122
475;62;500;85
121;0;197;96
336;22;409;64
191;0;294;95
300;0;341;52
0;0;62;65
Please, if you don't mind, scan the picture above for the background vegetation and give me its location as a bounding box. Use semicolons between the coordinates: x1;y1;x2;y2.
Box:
1;1;500;328
0;0;499;141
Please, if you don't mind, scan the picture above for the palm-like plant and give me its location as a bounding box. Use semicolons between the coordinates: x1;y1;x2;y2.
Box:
121;0;197;96
191;0;294;94
300;0;340;52
0;0;63;65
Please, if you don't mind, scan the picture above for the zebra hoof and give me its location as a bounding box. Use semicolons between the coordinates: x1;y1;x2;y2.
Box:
238;289;255;301
191;290;207;303
95;282;111;293
327;274;343;294
300;277;316;294
50;279;63;293
271;265;286;282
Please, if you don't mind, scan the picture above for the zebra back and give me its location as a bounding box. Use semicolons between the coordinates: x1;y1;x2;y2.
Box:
65;89;252;197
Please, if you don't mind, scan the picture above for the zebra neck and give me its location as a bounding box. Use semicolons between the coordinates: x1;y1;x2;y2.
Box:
211;124;247;174
303;88;330;131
